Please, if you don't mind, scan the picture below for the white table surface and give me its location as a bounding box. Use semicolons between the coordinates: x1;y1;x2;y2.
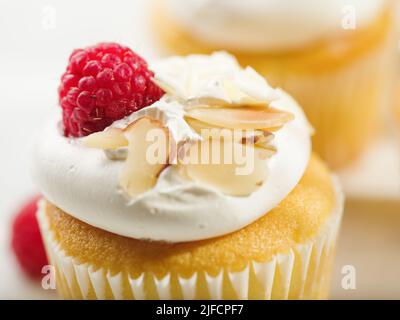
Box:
0;0;399;299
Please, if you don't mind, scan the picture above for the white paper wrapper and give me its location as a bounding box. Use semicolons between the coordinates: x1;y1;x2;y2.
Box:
37;178;343;300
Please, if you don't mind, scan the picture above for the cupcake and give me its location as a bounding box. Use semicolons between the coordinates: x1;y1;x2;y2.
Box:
153;0;399;168
394;81;400;126
32;44;344;300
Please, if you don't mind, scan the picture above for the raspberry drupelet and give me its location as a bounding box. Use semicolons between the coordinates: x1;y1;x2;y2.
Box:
59;43;164;137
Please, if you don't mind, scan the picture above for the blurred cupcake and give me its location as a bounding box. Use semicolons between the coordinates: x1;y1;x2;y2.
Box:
153;0;399;168
394;82;400;126
32;45;343;300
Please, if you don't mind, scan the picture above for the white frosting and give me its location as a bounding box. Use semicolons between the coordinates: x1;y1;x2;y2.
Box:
151;52;279;105
111;97;201;144
31;53;312;243
165;0;385;51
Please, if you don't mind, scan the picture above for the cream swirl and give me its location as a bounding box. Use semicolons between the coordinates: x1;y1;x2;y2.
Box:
31;53;312;242
164;0;385;51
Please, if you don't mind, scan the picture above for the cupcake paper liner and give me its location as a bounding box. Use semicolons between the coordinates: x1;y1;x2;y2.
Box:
37;178;343;300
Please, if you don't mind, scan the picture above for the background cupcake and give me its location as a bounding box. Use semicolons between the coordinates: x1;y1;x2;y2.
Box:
394;82;400;127
153;0;399;169
32;47;344;299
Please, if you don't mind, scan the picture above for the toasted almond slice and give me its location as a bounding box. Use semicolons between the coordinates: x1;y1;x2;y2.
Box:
242;130;274;145
178;139;268;196
266;126;283;132
82;128;128;149
186;107;294;130
184;117;223;133
255;145;277;160
120;116;171;197
185;117;274;145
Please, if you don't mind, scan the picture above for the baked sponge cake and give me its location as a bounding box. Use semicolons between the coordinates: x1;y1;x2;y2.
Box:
32;44;343;299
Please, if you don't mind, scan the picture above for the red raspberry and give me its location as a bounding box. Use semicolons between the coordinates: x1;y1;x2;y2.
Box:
59;43;164;137
11;195;48;279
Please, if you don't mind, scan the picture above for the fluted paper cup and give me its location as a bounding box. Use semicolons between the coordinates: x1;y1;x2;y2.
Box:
37;178;343;300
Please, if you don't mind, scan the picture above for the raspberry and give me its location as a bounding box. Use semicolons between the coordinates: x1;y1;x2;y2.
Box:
59;43;164;137
11;195;48;279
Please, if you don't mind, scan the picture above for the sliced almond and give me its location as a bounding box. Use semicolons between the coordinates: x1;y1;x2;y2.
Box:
186;107;294;130
83;116;173;197
184;117;223;134
242;130;274;145
178;139;268;196
120;116;171;197
185;116;274;145
82;128;128;150
255;145;277;160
